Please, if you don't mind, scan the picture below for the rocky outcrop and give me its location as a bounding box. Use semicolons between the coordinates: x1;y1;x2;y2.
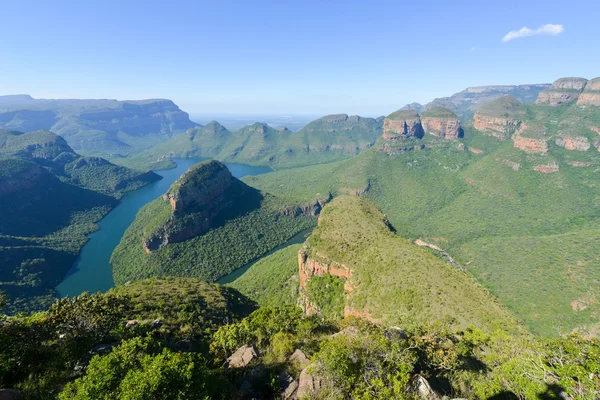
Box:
226;345;258;368
296;366;325;399
577;78;600;106
280;193;332;217
512;123;548;154
383;110;424;139
420;108;462;140
536;77;588;106
142;160;252;253
555;136;591;151
473;96;524;140
534;162;560;174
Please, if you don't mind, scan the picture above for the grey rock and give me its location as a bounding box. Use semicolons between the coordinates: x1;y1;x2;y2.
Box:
226;345;258;368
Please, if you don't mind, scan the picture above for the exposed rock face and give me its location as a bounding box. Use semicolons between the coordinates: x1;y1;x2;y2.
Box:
473;116;520;139
296;366;325;399
383;110;424;139
142;160;251;253
512;123;548;154
473;96;524;140
420;108;462;140
536;77;588;106
513;135;547;153
555;136;591;151
577;78;600;106
534;162;560;174
280;193;332;217
226;345;258;368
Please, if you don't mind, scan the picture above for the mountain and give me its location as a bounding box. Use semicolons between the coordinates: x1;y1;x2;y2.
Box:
119;114;383;170
111;160;318;285
298;196;522;332
0;95;198;157
424;83;550;118
0;130;160;313
243;79;600;336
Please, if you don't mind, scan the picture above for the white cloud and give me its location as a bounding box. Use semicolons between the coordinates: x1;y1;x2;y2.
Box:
502;24;564;42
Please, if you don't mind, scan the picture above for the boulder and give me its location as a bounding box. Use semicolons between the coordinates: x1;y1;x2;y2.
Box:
279;371;298;400
415;375;439;399
226;345;258;368
296;366;325;399
289;349;309;366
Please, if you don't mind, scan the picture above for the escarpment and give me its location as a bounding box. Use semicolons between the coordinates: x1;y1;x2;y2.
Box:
382;109;424;139
473;95;524;139
420;108;462;139
535;77;588;106
296;196;522;332
142;160;261;253
512;122;548;154
577;78;600;106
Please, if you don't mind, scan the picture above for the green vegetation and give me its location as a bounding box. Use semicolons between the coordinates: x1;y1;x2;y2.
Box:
116;114;383;171
421;107;459;119
3;286;599;399
387;109;419;120
0;96;197;157
0;130;160;313
112;161;316;285
246;100;600;336
306;274;345;320
227;244;302;307
475;94;525;118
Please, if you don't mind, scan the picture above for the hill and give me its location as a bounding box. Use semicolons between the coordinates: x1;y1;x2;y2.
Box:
0;95;198;157
243;85;600;336
118;114;383;170
0;131;160;313
298;196;522;332
111;160;317;285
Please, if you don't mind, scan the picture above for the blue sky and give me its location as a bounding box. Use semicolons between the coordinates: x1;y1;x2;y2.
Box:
0;0;598;115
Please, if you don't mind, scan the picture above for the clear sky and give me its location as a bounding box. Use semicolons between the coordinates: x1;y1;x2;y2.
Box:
1;0;598;116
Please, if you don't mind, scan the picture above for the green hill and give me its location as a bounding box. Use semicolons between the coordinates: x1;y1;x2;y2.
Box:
299;196;523;333
111;160;316;285
244;98;600;336
117;114;383;170
0;95;198;157
0;131;161;313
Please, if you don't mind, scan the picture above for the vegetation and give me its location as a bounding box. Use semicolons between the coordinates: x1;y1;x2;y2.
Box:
111;162;316;285
2;286;599;399
117;114;383;171
227;243;302;307
0;130;159;313
246;100;600;336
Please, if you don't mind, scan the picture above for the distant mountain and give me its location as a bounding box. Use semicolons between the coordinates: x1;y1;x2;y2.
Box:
121;114;383;170
423;83;550;118
0;95;198;157
0;129;160;313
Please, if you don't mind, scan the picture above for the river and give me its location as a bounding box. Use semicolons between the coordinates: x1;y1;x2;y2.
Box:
56;158;273;297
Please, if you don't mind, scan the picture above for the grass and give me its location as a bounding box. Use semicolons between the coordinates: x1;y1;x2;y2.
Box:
227;244;302;307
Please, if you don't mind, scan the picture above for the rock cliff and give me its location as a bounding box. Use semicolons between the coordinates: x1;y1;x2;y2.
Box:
473;96;524;139
577;78;600;106
555;136;591;151
382;109;424;139
535;77;588;106
420;108;462;140
142;160;260;253
511;122;548;154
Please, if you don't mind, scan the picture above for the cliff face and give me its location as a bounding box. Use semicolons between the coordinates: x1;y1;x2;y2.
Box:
472;96;524;140
382;110;424;139
535;77;588;106
555;136;591;151
420;108;462;140
511;122;548;154
577;78;600;106
142;160;252;253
